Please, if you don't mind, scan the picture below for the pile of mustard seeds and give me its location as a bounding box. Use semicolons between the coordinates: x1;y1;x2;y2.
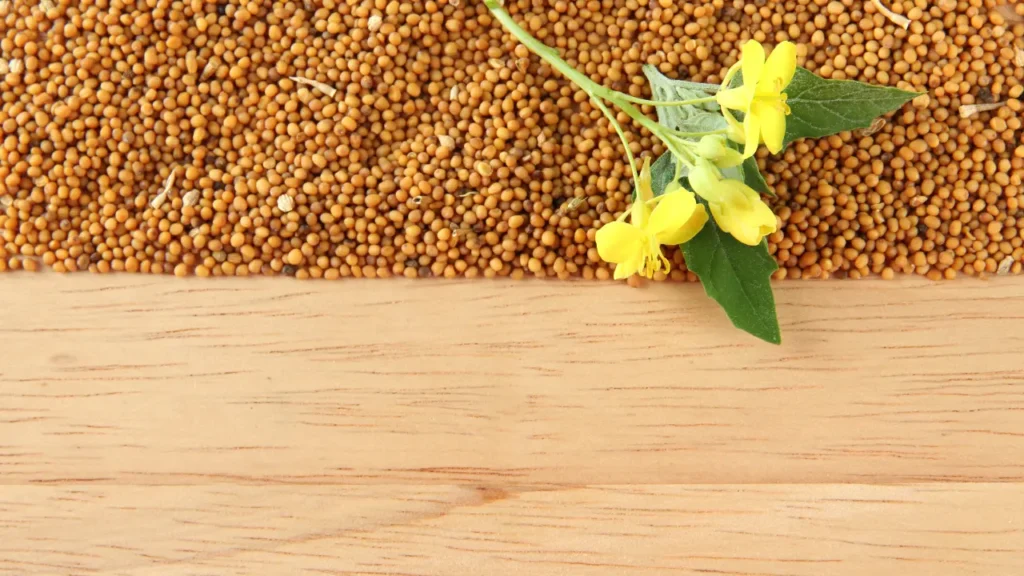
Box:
0;0;1021;281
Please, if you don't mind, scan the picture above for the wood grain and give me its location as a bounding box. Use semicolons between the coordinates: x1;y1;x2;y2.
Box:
2;275;1023;574
3;484;1022;575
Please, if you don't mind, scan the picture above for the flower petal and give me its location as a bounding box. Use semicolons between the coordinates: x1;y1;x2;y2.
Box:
716;85;754;111
717;146;746;168
596;221;646;265
729;221;763;246
762;41;797;91
742;109;761;158
752;195;779;236
613;252;643;280
720;179;755;210
635;156;653;203
688;159;720;203
712;180;777;246
724;113;746;145
695;135;744;168
661;204;709;245
740;40;765;87
630;157;654;226
708;201;739;240
630;197;652;228
696;135;728;160
753;100;786;154
648;190;698;243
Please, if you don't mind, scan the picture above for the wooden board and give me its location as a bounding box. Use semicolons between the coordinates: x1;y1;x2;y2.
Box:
2;275;1023;574
3;484;1022;575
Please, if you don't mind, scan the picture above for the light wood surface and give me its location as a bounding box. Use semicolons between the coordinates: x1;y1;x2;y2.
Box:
2;275;1023;574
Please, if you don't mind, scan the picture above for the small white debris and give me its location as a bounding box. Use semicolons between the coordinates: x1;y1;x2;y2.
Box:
995;4;1024;24
997;256;1014;275
201;58;217;80
857;117;887;137
449;85;459;101
8;58;23;74
151;168;177;209
870;0;911;30
289;76;337;98
489;58;505;70
150;191;168;209
0;195;12;209
559;197;587;214
182;190;200;207
438;135;455;149
1016;48;1024;68
367;14;383;32
162;169;177;194
277;195;295;213
959;101;1006;119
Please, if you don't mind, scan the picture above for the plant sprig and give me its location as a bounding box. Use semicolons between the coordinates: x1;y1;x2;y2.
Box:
484;0;722;181
486;0;921;345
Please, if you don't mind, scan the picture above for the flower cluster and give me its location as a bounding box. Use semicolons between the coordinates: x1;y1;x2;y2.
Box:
596;40;797;280
596;158;707;280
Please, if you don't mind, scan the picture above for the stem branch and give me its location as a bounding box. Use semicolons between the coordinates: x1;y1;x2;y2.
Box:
618;94;717;107
591;98;639;182
486;3;665;153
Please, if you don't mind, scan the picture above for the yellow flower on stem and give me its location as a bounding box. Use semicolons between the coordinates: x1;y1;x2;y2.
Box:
689;159;778;247
716;39;797;158
596;158;709;280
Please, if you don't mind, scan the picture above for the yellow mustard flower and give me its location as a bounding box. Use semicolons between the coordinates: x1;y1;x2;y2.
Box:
716;39;797;158
689;158;777;246
596;159;708;280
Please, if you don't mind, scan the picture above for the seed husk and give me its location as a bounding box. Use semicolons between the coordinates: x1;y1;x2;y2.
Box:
288;76;338;98
277;195;296;213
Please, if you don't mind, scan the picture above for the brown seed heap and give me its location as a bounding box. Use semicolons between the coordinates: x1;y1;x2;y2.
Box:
0;0;1022;281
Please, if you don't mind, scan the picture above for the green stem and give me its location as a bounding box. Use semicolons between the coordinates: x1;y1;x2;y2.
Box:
661;79;722;94
617;94;717;108
591;97;639;183
486;2;665;153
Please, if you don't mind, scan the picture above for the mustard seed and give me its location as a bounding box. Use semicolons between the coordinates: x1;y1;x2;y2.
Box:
0;0;1016;283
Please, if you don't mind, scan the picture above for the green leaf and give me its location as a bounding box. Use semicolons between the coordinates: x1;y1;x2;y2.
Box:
682;209;781;344
783;67;918;148
741;156;771;196
646;151;780;343
647;152;677;198
642;65;726;134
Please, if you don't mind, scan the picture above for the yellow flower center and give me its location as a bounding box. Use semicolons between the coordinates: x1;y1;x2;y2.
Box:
758;92;791;115
637;236;671;279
